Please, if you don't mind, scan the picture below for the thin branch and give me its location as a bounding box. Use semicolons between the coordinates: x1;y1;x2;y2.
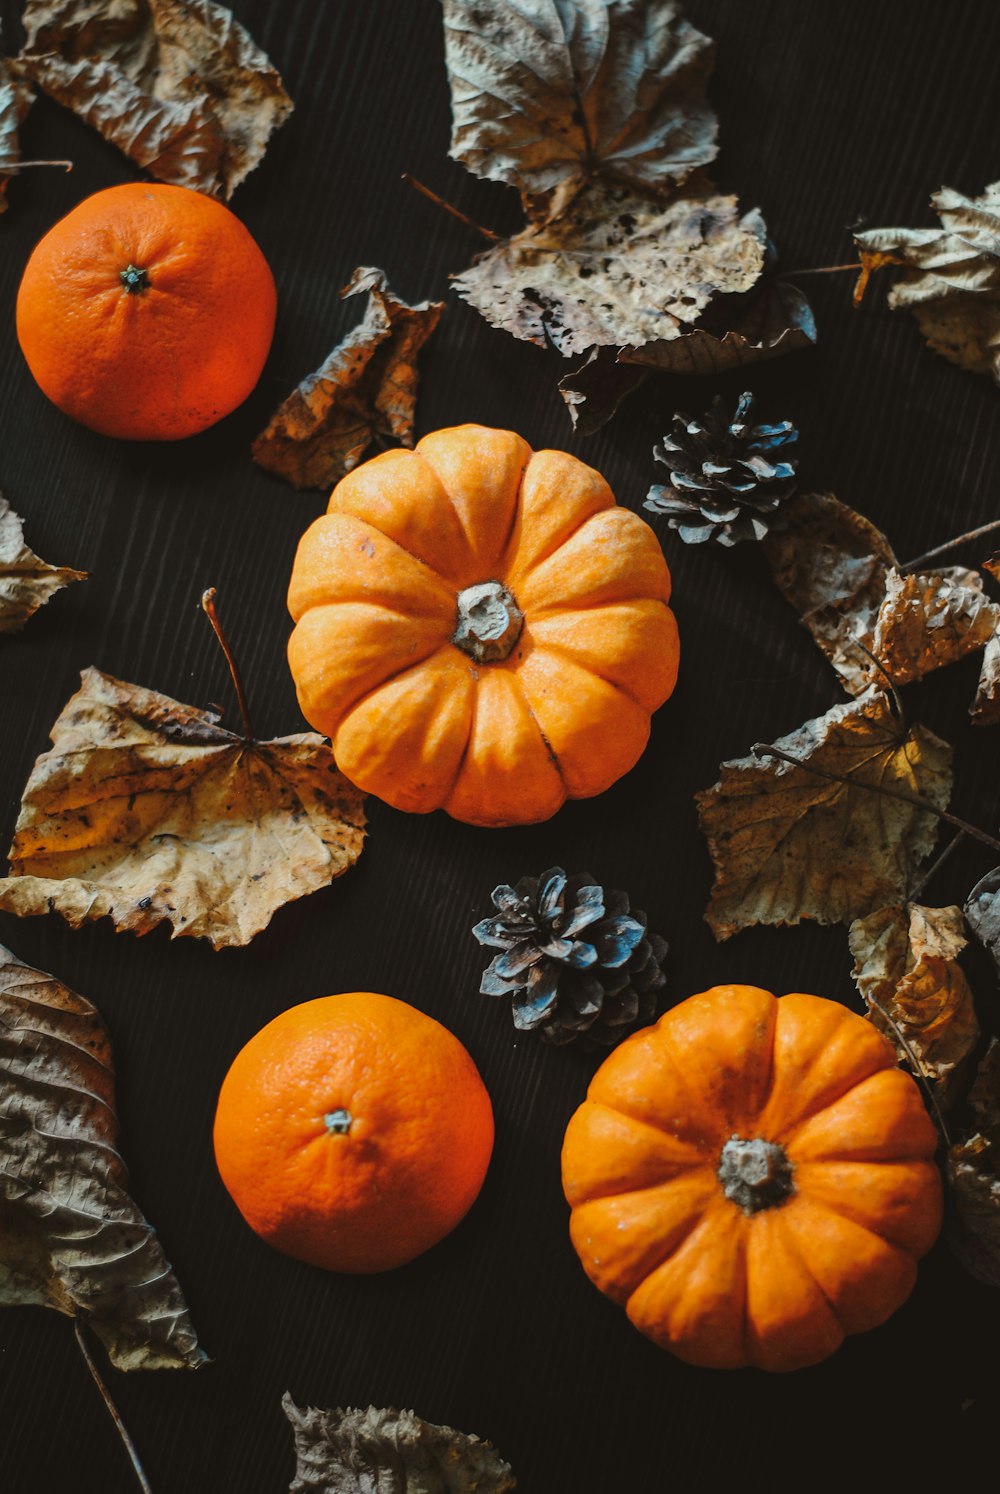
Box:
401;173;500;243
0;159;73;173
902;518;1000;573
750;742;1000;855
778;263;860;277
863;994;951;1149
73;1320;154;1494
909;829;967;902
201;588;254;741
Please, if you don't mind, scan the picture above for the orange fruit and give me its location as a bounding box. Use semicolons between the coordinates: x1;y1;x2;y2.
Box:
213;992;494;1273
16;182;276;441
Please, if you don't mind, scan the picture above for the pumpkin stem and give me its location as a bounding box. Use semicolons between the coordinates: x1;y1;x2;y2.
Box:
718;1136;795;1214
453;581;524;664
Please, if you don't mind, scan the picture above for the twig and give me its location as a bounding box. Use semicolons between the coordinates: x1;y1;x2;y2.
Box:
909;829;967;902
862;994;951;1149
201;588;254;740
401;173;500;243
902;518;1000;573
750;742;1000;855
778;263;860;277
0;159;73;173
73;1320;154;1494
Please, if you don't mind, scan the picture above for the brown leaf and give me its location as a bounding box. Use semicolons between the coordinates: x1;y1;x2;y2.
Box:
695;690;952;941
948;1040;1000;1289
0;57;34;214
283;1395;516;1494
965;867;1000;975
871;566;1000;686
0;667;366;950
0;944;206;1369
452;174;766;357
617;274;817;376
849;903;978;1102
971;634;1000;725
16;0;293;200
252;268;444;492
443;0;716;199
855;182;1000;384
0;494;86;634
557;347;650;434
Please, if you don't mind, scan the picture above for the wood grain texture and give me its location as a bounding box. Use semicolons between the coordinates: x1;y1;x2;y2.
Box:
1;0;999;1487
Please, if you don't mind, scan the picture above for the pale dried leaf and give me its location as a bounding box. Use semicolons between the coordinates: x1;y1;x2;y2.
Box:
761;493;897;696
696;690;952;941
443;0;715;198
283;1395;516;1494
453;175;765;356
849;903;978;1101
872;566;1000;686
948;1040;1000;1289
0;495;86;634
965;867;1000;975
971;633;1000;725
0;945;206;1369
252;268;444;491
618;276;816;375
17;0;293;199
855;182;1000;384
0;57;34;214
0;667;366;950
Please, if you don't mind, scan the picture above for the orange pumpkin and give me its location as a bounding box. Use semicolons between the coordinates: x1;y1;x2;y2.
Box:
561;985;942;1372
286;425;678;826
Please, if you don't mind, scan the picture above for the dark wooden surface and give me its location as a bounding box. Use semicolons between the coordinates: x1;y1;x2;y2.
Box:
2;1;1000;1489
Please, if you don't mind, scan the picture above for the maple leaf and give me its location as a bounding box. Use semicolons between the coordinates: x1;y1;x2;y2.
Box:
15;0;293;199
252;267;444;492
283;1395;517;1494
948;1040;1000;1290
0;667;365;950
0;56;34;214
0;495;86;634
855;182;1000;384
695;691;952;941
848;903;978;1103
0;944;206;1370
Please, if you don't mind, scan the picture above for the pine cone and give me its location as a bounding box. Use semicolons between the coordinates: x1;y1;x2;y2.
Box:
644;390;798;546
472;868;667;1047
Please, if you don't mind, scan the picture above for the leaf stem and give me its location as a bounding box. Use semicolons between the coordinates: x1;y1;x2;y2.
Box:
400;173;500;243
902;518;1000;573
750;742;1000;854
909;829;967;902
200;589;254;740
73;1319;154;1494
778;263;860;277
0;159;73;173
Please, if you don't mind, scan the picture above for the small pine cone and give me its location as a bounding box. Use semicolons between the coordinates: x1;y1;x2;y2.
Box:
644;390;798;546
472;868;667;1047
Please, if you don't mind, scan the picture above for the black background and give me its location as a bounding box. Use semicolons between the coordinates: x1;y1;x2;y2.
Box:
2;2;1000;1489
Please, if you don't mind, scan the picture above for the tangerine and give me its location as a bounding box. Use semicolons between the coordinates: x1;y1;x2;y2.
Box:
16;183;276;441
213;992;494;1273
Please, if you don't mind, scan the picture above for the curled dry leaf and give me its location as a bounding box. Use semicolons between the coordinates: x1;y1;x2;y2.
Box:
557;346;650;434
252;267;444;491
0;56;34;214
971;634;1000;725
695;690;952;941
617;274;817;376
948;1040;1000;1289
872;566;1000;686
0;945;206;1369
965;867;1000;975
855;182;1000;384
283;1395;516;1494
16;0;293;199
0;667;366;950
849;903;978;1103
0;494;85;634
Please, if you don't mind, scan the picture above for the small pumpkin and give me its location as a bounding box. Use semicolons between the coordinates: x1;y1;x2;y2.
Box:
286;425;678;826
561;984;942;1372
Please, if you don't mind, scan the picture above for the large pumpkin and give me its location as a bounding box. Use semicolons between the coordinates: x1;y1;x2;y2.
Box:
561;985;942;1372
286;425;678;826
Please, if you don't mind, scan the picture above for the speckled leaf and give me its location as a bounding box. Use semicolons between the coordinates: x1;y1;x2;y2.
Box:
443;0;716;198
696;690;952;941
0;57;34;214
453;175;765;356
0;667;366;950
855;182;1000;384
965;868;1000;975
16;0;293;199
0;945;206;1369
849;903;978;1102
283;1395;517;1493
618;275;816;375
948;1040;1000;1289
0;495;85;634
252;267;444;491
872;566;1000;685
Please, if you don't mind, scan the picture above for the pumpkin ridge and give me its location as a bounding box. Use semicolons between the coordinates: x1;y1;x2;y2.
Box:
602;1176;720;1291
778;1196;916;1338
780;1061;906;1149
568;1106;711;1205
506;670;569;793
791;1159;942;1254
501;491;615;585
332;647;468;763
522;638;647;713
326;504;458;590
592;1024;731;1150
438;670;478;808
416;439;528;573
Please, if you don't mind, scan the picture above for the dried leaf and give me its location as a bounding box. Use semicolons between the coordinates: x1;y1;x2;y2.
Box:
971;633;1000;725
618;275;816;376
0;944;206;1369
855;182;1000;384
0;667;366;950
252;268;444;492
849;903;978;1101
283;1395;516;1494
443;0;716;199
452;175;766;357
761;493;897;696
965;867;1000;975
0;495;86;634
871;566;1000;686
16;0;293;200
948;1040;1000;1289
695;691;952;941
557;346;650;433
0;56;34;214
